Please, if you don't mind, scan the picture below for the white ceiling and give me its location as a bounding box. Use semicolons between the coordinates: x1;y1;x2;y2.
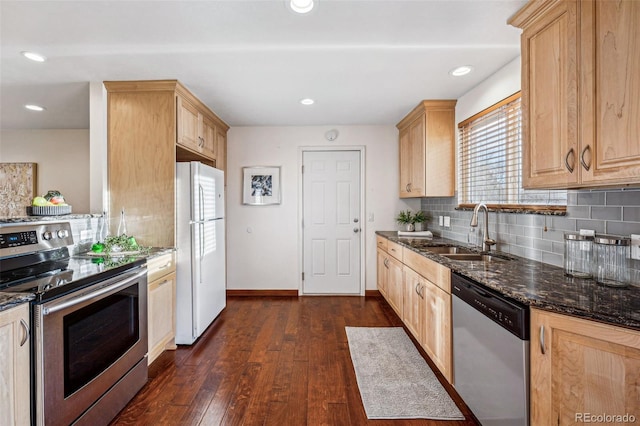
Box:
0;0;525;130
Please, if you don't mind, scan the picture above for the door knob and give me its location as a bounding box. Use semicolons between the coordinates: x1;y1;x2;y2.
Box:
353;218;359;223
353;228;360;233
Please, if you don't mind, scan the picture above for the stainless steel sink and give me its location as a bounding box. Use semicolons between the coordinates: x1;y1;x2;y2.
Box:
442;253;509;262
423;246;475;255
441;253;509;262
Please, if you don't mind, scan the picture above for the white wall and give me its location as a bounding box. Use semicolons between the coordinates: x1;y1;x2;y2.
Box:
226;126;420;291
0;129;90;213
456;56;521;125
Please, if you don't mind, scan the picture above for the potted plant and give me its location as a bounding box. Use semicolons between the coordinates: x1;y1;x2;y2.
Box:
396;210;414;232
412;210;431;232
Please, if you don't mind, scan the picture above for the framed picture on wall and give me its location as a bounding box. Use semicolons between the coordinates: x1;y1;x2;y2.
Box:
242;166;281;205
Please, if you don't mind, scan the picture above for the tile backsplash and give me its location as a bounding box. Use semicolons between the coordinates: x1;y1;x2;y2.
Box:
421;189;640;278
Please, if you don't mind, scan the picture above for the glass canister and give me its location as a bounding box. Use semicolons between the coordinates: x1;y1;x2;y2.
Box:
593;235;630;287
564;233;593;278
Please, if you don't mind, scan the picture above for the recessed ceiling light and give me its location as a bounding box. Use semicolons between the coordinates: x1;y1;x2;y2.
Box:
300;98;315;106
21;51;47;62
290;0;314;14
450;65;473;77
25;104;46;112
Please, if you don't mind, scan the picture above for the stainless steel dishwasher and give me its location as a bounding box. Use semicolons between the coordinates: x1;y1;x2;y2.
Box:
452;272;530;426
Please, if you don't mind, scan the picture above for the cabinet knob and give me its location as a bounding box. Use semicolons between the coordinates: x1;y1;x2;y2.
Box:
539;325;546;354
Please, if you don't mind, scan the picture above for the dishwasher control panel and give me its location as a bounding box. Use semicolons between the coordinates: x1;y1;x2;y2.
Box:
452;273;529;340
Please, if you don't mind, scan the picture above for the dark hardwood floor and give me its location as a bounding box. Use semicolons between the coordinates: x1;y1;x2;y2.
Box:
110;295;480;425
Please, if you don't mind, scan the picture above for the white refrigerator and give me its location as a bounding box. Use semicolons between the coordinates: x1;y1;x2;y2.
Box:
175;161;226;345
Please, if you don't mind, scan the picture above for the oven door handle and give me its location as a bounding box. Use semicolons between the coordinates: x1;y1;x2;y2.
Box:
42;269;147;316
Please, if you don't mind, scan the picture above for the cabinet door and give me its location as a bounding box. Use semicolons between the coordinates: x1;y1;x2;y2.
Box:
423;279;452;383
399;127;412;197
376;249;388;298
386;256;404;318
201;115;216;159
148;271;177;365
580;0;640;185
521;0;579;188
408;115;426;196
215;126;227;174
531;309;640;425
177;95;202;152
424;108;455;196
403;267;424;343
0;304;30;426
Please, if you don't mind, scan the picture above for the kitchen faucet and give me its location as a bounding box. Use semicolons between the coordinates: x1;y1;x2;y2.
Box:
470;202;496;252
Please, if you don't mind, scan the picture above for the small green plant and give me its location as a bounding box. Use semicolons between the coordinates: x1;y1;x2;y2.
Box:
396;210;414;225
412;210;431;224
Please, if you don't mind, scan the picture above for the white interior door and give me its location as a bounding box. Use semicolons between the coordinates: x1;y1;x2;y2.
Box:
302;150;361;294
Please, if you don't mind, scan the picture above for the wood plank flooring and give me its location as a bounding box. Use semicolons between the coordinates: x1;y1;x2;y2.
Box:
110;296;480;425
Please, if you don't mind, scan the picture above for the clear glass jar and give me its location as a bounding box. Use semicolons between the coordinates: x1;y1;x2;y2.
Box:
593;235;630;287
564;233;593;278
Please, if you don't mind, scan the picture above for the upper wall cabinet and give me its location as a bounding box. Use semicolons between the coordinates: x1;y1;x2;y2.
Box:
510;0;640;189
396;100;457;198
104;80;229;246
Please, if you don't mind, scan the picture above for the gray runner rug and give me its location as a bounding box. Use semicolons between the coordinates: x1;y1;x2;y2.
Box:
345;326;464;420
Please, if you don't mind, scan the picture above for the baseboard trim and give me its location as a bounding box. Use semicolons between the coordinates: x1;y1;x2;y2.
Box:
365;290;381;298
226;289;299;297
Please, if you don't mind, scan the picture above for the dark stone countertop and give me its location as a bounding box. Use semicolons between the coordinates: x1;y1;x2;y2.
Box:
0;214;102;224
0;293;35;312
376;231;640;331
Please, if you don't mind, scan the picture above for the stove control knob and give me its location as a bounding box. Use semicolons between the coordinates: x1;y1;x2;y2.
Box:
43;231;53;240
57;229;69;238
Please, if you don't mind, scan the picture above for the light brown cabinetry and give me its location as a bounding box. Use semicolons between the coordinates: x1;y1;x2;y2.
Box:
147;252;177;365
105;80;229;246
375;236;453;383
403;248;453;383
510;0;640;188
396;100;457;198
530;308;640;425
0;304;30;426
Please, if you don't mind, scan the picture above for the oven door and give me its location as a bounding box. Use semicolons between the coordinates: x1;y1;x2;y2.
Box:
34;267;148;426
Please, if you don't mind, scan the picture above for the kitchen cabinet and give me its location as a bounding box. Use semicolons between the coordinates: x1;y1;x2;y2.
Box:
403;248;453;383
510;0;640;189
403;267;425;345
530;308;640;425
375;236;453;383
396;100;457;198
0;304;30;426
105;80;229;246
147;252;177;365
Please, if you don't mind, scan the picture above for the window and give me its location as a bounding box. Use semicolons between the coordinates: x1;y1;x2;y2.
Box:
458;92;566;210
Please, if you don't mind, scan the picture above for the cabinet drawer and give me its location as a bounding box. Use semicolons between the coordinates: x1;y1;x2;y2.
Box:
147;252;176;283
376;236;388;251
387;241;403;262
403;248;450;293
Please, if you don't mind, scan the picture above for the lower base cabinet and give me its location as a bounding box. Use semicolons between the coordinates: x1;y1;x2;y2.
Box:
0;304;30;426
530;308;640;425
147;253;177;365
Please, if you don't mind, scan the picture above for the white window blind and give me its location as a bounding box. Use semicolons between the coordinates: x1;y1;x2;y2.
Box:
458;92;566;208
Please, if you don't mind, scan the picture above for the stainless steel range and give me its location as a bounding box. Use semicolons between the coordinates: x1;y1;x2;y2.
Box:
0;222;148;426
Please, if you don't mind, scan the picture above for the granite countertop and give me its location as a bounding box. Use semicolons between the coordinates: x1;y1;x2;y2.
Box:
377;231;640;331
0;213;102;224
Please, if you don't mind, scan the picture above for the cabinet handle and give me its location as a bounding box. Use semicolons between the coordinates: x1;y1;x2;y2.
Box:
540;325;546;354
580;145;591;171
158;279;171;286
158;262;172;270
564;148;575;173
19;319;29;347
384;258;389;268
415;282;420;295
419;285;425;299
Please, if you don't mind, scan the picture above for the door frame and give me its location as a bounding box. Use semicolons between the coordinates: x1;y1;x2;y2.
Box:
298;146;366;296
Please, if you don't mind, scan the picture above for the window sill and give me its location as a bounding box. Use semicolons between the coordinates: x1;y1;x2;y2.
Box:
456;204;566;216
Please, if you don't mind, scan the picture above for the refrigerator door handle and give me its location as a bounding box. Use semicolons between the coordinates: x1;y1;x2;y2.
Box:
198;184;205;222
199;222;205;262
